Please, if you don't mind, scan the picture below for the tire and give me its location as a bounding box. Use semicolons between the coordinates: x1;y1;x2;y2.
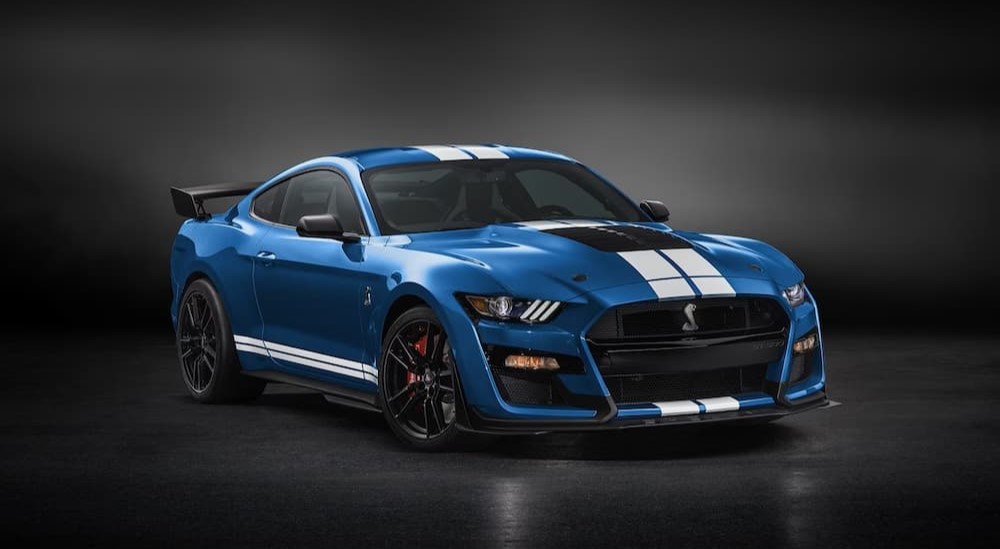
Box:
176;278;266;403
379;306;478;451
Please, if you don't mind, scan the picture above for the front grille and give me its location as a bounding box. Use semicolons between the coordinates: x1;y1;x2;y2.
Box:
604;364;768;404
588;298;788;405
589;297;786;342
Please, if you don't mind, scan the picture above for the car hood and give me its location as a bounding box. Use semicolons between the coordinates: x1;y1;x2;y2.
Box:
387;221;804;302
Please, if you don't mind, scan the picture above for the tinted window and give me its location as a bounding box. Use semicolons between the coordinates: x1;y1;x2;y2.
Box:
252;170;366;234
362;160;644;235
252;181;287;222
516;169;616;218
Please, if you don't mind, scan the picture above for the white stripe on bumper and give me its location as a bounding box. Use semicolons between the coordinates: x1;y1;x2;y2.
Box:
696;396;741;413
653;397;743;417
653;400;702;417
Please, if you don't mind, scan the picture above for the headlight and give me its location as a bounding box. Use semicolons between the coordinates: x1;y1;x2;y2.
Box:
462;295;563;323
783;283;806;307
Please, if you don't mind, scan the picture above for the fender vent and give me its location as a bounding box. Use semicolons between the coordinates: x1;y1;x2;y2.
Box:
543;225;692;252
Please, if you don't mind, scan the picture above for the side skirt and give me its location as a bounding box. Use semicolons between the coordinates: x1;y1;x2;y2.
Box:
243;370;381;412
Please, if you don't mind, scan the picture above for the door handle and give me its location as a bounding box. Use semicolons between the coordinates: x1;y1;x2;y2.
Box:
257;251;277;265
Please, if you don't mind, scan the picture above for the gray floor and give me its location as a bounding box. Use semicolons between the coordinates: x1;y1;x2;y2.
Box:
1;331;998;547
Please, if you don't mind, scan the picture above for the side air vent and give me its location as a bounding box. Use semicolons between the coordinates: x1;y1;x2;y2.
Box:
543;225;692;252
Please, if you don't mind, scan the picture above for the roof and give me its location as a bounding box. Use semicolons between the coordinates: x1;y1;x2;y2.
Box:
332;144;576;171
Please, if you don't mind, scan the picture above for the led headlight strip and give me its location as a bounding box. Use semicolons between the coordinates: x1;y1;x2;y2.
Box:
519;299;561;322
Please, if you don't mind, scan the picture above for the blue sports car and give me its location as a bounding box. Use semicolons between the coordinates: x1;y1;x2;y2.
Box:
170;144;828;450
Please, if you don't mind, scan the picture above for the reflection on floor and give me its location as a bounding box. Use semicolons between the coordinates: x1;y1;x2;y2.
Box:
0;331;997;546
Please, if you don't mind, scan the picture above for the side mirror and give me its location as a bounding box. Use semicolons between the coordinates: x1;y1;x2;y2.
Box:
296;214;361;243
639;200;670;222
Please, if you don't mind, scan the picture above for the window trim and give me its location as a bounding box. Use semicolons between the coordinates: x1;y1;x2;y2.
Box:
250;168;370;236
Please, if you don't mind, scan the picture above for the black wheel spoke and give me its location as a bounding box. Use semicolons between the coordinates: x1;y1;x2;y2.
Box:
201;354;215;374
429;329;446;364
387;349;415;372
392;335;419;366
387;383;416;404
430;396;446;434
179;292;217;393
423;400;433;438
394;391;421;419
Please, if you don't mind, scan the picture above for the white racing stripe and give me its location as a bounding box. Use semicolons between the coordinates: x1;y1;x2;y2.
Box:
235;343;269;357
233;335;266;347
233;334;378;384
264;340;378;378
618;250;682;281
690;277;736;297
662;249;722;277
413;145;473;161
653;400;702;417
455;145;508;159
268;350;377;384
696;396;741;413
648;278;696;299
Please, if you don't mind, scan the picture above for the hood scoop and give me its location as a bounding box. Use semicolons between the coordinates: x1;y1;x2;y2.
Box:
542;225;692;252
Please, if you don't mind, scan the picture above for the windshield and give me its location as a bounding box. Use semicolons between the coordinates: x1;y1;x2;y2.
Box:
362;160;645;235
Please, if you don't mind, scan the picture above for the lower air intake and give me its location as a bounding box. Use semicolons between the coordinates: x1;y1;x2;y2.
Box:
603;364;768;405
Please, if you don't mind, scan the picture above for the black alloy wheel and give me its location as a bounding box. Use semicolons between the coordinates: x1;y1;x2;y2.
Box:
380;307;475;450
179;292;217;393
176;279;266;403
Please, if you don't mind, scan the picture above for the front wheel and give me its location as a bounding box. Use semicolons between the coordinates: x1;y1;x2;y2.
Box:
379;307;474;451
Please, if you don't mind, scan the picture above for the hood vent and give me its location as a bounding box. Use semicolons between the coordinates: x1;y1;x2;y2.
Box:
543;225;692;252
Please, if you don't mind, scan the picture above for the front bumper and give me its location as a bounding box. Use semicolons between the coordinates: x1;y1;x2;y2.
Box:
463;389;830;433
447;280;828;433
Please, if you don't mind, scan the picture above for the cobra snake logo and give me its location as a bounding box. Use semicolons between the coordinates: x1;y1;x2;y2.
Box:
682;303;699;332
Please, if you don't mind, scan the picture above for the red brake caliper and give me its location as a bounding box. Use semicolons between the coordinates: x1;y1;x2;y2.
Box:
407;334;428;385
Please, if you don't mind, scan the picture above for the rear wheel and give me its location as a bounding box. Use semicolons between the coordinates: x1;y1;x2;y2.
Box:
379;307;472;451
177;278;266;403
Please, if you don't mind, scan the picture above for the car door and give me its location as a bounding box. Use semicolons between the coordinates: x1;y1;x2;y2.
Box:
251;169;377;390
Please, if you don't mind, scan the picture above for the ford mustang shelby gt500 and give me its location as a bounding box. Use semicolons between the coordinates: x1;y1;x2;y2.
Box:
170;144;828;449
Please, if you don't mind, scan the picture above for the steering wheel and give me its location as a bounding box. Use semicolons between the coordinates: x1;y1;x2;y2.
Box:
537;204;575;219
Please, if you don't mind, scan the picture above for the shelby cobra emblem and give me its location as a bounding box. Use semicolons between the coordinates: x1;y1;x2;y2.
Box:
682;303;699;332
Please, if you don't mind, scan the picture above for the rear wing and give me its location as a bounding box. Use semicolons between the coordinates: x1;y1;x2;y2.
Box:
170;181;261;219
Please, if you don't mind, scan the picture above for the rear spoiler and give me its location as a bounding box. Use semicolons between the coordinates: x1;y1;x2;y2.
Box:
170;181;261;219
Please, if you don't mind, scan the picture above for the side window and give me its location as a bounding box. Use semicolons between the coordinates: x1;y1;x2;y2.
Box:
252;181;288;223
516;169;615;218
253;170;366;234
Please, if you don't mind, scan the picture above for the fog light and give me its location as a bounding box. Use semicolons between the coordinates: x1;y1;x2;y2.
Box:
793;333;817;355
504;354;560;371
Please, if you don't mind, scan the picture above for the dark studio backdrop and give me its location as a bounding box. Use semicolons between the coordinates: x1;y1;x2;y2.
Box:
1;0;997;332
